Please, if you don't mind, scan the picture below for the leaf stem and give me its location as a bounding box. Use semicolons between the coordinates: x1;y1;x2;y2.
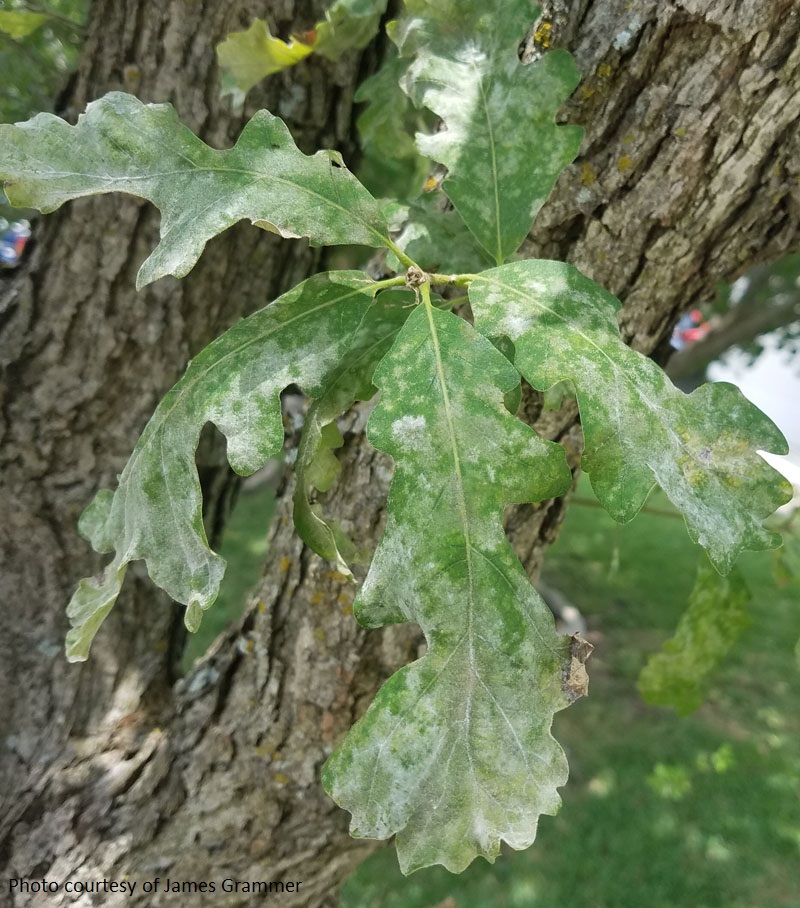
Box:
429;272;479;288
370;274;410;292
384;236;417;270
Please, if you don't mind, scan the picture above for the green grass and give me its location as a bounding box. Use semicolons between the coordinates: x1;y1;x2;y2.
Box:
181;483;276;670
340;477;800;908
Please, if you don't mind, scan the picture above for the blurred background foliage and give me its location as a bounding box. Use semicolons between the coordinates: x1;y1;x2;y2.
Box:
0;0;86;124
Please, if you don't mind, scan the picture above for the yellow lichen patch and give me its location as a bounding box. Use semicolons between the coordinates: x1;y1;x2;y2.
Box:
617;155;634;173
623;132;635;144
310;591;326;605
273;773;290;785
280;555;292;573
580;161;598;186
674;126;687;137
314;626;326;642
533;20;553;49
325;569;350;583
337;591;354;615
597;62;614;80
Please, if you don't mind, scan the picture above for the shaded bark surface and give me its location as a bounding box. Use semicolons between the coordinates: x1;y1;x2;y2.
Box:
2;1;799;906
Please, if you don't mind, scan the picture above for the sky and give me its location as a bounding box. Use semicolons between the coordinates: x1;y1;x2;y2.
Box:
709;339;800;500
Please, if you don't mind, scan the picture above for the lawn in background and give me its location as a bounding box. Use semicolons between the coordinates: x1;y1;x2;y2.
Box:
341;477;800;908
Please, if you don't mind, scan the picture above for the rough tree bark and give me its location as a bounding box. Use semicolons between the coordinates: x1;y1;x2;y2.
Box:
1;0;384;901
2;1;799;906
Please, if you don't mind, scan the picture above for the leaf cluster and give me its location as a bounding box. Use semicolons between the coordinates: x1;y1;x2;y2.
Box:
0;0;791;875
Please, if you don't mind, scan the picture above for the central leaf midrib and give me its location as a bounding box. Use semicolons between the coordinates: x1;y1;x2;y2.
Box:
423;302;478;740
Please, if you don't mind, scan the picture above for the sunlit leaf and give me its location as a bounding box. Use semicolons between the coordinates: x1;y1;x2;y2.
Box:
0;92;390;288
638;559;751;715
0;10;47;39
65;272;380;661
469;260;793;572
393;0;582;263
216;19;313;92
323;301;575;873
217;1;385;93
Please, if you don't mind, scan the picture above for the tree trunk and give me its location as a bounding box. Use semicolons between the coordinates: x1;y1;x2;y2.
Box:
2;1;799;906
0;0;384;902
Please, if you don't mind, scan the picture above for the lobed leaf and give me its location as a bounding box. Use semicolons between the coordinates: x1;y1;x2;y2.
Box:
66;272;379;661
638;559;751;715
469;260;793;572
0;92;389;288
393;0;583;263
293;289;415;573
323;302;575;873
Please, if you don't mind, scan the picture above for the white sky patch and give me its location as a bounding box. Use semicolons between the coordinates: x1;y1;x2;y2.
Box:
729;275;750;305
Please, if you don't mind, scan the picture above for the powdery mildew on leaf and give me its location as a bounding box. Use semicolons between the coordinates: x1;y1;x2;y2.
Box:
323;303;575;873
0;92;389;288
65;273;378;661
393;0;583;263
469;260;793;572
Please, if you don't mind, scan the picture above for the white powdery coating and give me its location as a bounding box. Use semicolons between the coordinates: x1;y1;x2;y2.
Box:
391;414;428;450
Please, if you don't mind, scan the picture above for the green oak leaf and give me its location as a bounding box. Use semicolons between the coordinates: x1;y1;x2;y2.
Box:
66;272;379;661
217;1;385;92
313;0;386;60
0;92;389;289
216;19;313;92
0;10;48;38
354;45;433;198
323;301;574;873
388;193;495;274
293;289;415;573
469;260;793;572
638;559;751;715
355;48;417;161
393;0;583;263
